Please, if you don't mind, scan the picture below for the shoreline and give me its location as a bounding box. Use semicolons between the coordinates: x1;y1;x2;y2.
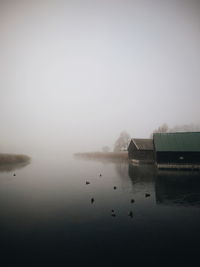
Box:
0;153;31;165
74;151;128;161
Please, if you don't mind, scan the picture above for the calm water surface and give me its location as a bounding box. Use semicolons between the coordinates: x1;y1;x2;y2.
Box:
0;153;200;266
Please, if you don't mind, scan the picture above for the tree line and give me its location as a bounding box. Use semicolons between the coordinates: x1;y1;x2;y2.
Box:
102;123;200;153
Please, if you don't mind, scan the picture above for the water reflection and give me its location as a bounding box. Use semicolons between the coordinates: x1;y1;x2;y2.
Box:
128;163;200;208
128;164;156;184
115;161;129;178
76;154;200;208
128;163;200;207
155;170;200;207
0;161;31;172
0;155;200;266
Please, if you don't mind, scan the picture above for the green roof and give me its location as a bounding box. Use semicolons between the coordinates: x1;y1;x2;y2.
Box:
153;132;200;152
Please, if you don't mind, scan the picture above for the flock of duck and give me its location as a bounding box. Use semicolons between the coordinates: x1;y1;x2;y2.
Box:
12;172;150;219
85;173;151;219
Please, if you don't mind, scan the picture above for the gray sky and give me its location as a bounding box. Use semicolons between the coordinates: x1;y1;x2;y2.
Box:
0;0;200;154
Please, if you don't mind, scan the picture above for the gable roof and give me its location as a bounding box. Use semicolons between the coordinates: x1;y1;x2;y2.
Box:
153;132;200;152
131;138;153;150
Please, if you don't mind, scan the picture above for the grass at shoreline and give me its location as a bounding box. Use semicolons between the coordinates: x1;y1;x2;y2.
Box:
0;153;31;165
74;151;128;160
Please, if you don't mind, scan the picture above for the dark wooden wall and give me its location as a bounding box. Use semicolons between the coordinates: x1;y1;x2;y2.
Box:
132;150;154;160
156;152;200;164
128;141;137;159
128;141;154;161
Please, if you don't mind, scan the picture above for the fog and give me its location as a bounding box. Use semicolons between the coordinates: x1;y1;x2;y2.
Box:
0;0;200;156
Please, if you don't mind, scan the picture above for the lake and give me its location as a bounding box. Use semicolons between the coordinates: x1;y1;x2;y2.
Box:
0;153;200;266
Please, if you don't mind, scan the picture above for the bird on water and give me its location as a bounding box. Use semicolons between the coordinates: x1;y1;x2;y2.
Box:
128;211;133;218
111;209;116;217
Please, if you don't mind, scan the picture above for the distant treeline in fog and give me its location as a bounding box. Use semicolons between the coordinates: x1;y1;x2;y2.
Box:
151;123;200;137
0;154;31;165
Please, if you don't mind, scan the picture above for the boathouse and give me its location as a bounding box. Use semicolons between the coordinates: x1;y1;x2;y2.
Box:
153;132;200;169
128;138;154;164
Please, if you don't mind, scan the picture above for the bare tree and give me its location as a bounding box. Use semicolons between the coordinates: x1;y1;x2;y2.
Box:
170;123;200;132
150;123;200;138
150;123;169;138
114;131;131;152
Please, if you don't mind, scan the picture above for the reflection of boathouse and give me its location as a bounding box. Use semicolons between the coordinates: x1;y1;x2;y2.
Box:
156;170;200;207
128;139;154;164
128;163;156;183
154;132;200;170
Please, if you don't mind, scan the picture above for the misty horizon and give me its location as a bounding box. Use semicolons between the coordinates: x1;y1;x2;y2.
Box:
0;0;200;155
